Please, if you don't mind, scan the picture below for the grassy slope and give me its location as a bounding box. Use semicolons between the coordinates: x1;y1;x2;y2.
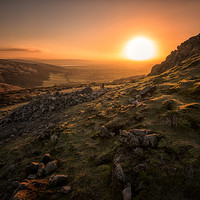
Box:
0;55;200;200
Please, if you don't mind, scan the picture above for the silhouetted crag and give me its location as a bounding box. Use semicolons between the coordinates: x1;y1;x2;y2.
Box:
148;33;200;76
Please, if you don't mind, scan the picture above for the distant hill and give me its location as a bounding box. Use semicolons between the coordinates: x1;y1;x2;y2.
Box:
149;33;200;76
0;59;68;90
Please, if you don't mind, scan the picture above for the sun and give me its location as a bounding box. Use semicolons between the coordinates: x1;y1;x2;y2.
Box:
124;36;156;61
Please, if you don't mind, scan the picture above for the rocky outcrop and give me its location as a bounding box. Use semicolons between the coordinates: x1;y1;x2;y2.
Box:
148;33;200;76
0;87;107;141
120;129;158;148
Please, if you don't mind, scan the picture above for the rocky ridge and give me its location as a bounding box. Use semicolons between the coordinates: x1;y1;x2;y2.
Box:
149;33;200;76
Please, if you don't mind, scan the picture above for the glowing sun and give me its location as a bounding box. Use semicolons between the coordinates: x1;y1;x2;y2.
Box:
124;36;156;61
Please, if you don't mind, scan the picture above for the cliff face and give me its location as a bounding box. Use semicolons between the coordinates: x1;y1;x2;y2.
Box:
148;33;200;76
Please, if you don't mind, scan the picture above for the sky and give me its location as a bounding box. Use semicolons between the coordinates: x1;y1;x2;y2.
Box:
0;0;199;61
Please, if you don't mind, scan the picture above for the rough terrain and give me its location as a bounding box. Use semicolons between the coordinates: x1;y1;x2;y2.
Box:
0;34;200;200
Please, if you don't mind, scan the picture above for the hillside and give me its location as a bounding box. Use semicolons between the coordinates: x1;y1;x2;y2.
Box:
0;34;200;200
149;33;200;76
0;59;69;90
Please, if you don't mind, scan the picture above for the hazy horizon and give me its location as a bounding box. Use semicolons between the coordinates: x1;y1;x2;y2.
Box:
0;0;200;65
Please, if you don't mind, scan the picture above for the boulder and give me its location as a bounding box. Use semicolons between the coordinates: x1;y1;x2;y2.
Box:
11;179;49;200
27;174;37;179
128;98;136;104
133;147;144;157
41;153;52;165
50;135;58;142
37;162;45;177
122;183;132;200
61;185;71;194
162;99;177;110
49;175;69;187
99;126;110;137
142;134;158;147
139;86;156;96
120;130;140;148
79;86;93;94
44;160;58;175
27;162;39;174
114;163;126;184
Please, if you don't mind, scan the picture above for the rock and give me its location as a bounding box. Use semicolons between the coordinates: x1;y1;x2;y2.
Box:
162;99;177;110
27;162;39;174
109;132;116;137
148;33;200;76
44;160;58;175
122;183;132;200
11;179;49;200
139;85;156;96
120;130;140;148
135;94;142;100
28;174;38;179
50;135;58;142
142;134;158;147
99;126;110;137
79;86;93;94
49;175;69;187
61;185;71;194
37;162;45;177
41;153;52;165
133;147;144;157
128;98;136;104
114;163;126;184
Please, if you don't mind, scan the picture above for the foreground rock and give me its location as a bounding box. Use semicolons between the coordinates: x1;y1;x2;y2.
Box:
44;160;58;175
11;179;49;200
49;175;69;187
120;129;158;148
122;183;132;200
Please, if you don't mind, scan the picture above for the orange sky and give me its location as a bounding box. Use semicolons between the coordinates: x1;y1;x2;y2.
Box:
0;0;199;62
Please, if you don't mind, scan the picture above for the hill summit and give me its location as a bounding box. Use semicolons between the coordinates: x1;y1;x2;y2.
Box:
149;33;200;76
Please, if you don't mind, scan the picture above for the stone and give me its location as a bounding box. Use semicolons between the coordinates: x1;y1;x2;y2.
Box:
50;135;58;142
120;130;140;148
79;86;93;94
11;179;49;200
133;147;144;157
28;174;38;179
135;94;142;100
41;153;52;165
114;163;126;184
122;183;132;200
128;98;136;104
44;160;58;175
139;85;156;96
142;134;158;147
28;162;39;174
99;126;109;137
109;132;116;137
162;99;177;110
49;175;69;187
37;162;45;177
61;185;71;194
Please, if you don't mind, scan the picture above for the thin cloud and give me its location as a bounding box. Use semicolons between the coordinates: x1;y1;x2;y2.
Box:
0;48;44;53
